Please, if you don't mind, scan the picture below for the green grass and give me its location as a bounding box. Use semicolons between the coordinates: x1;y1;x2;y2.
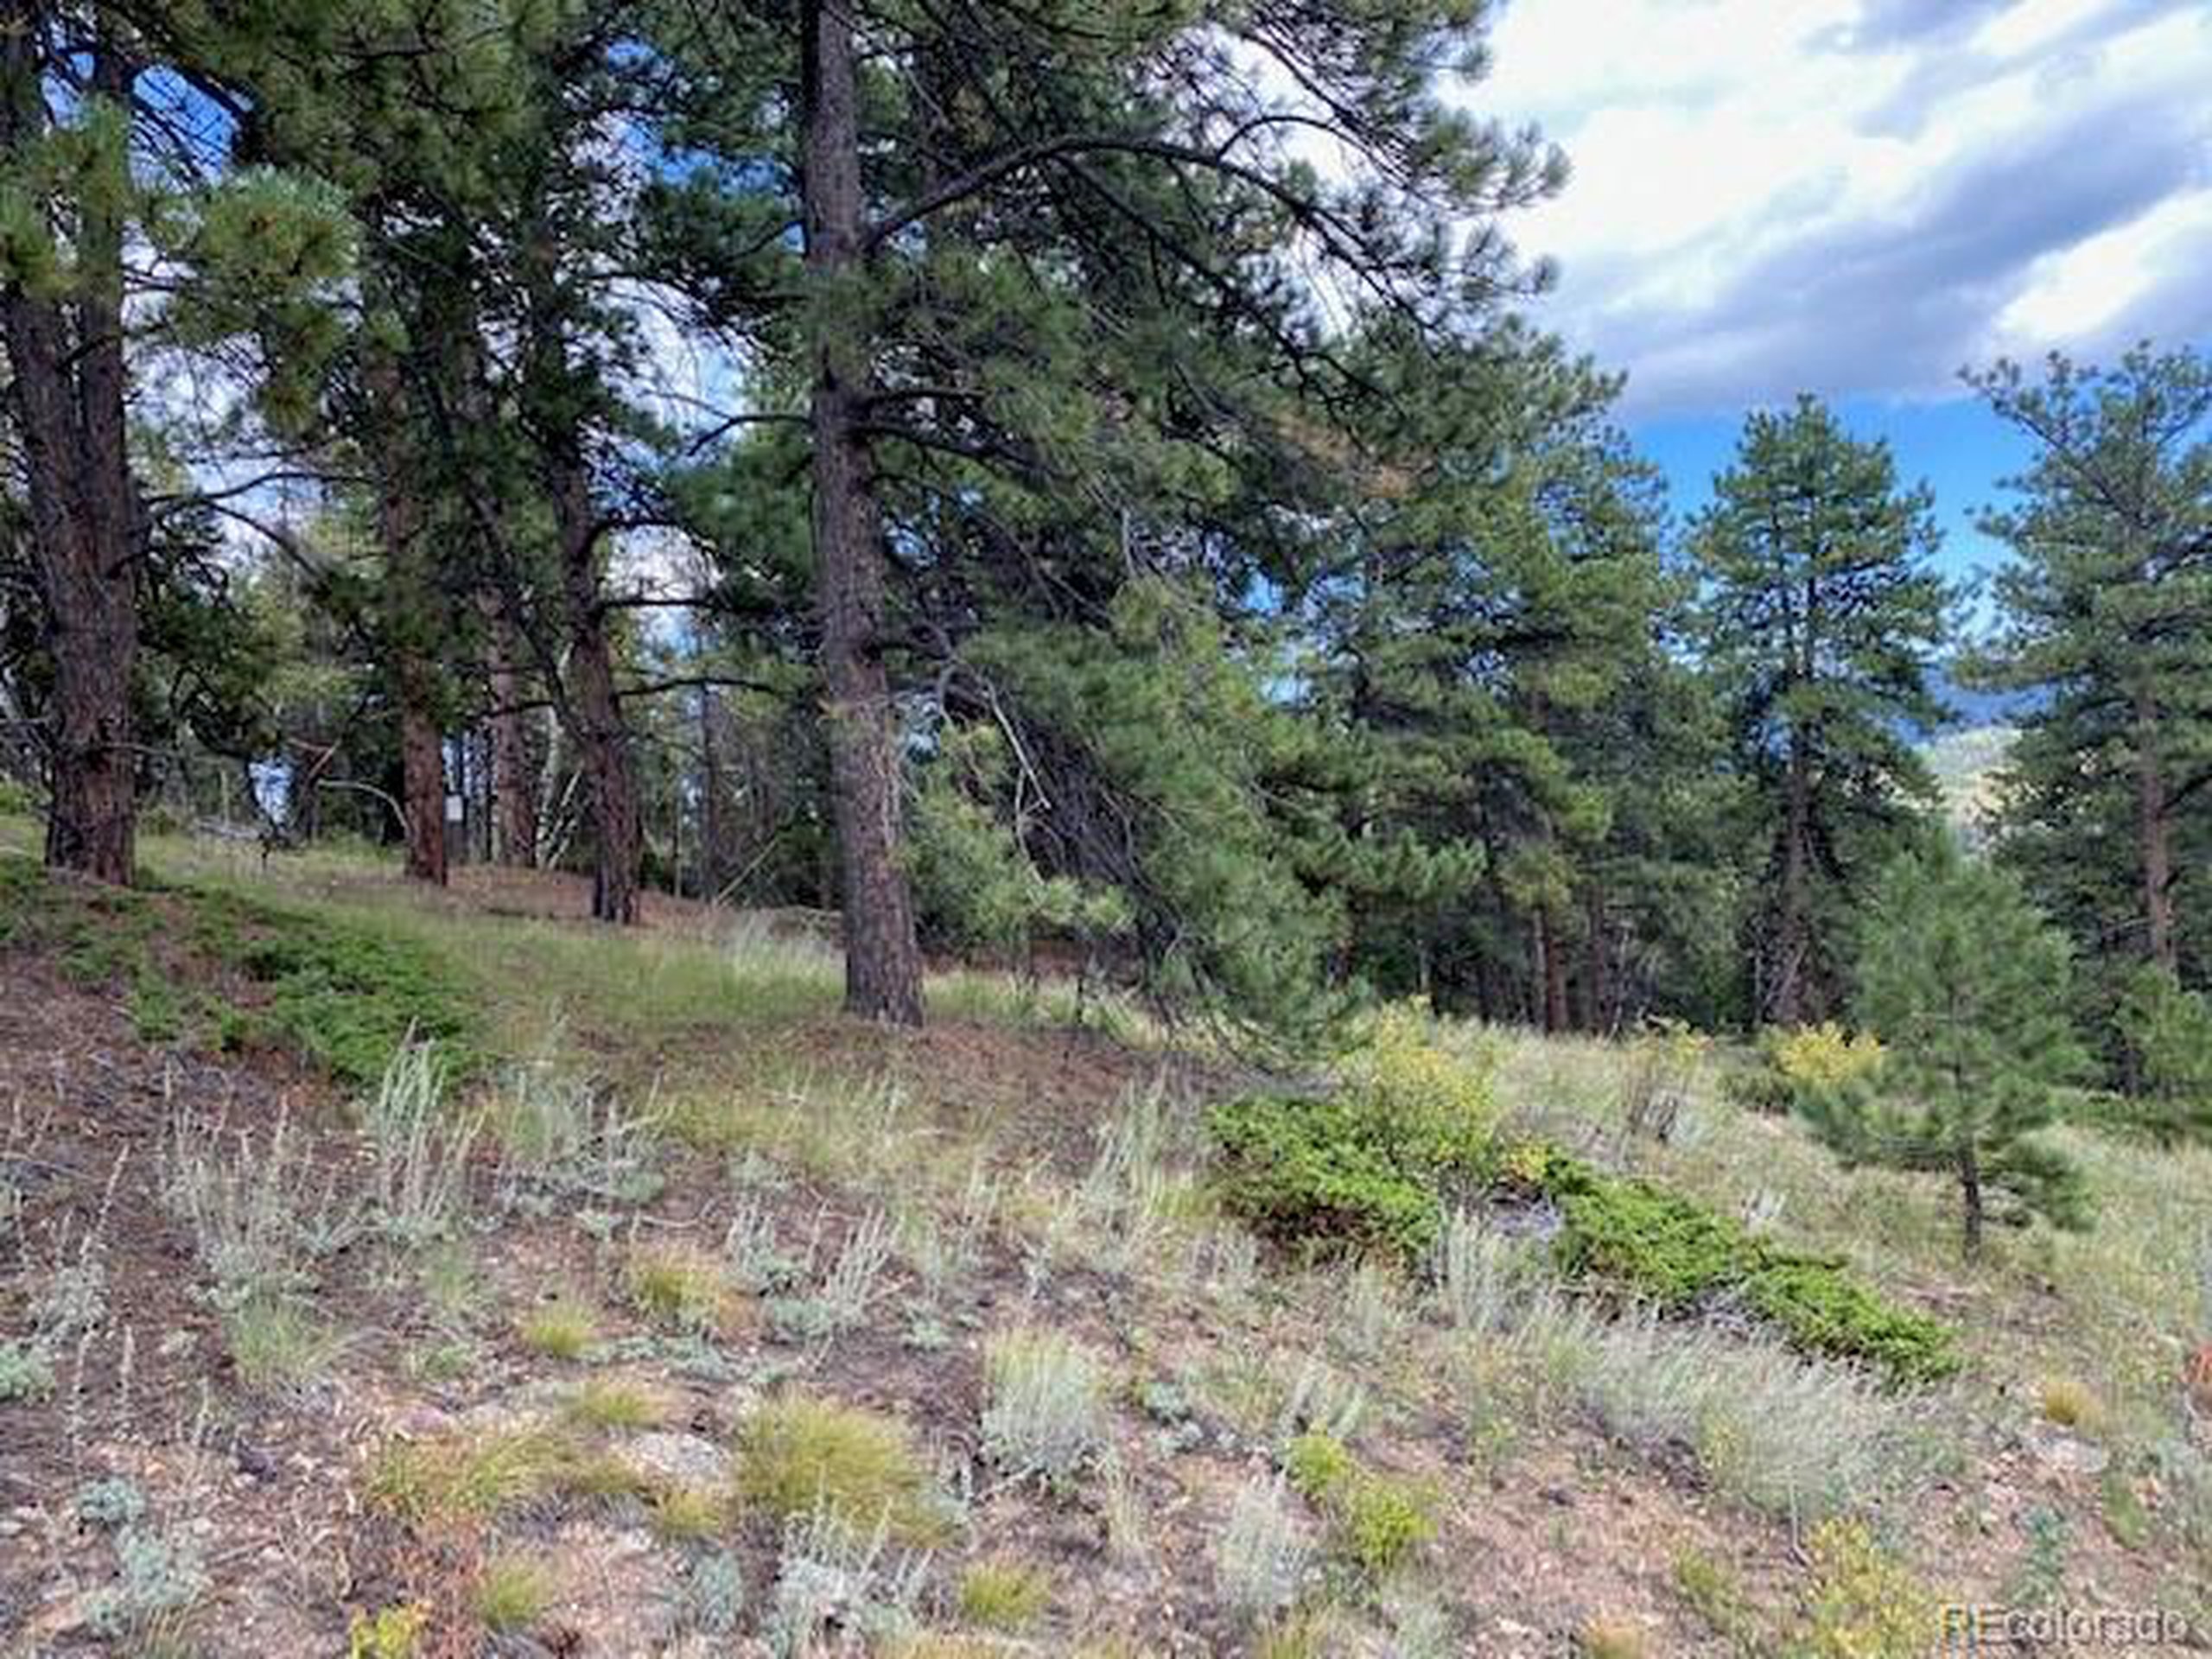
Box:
472;1555;553;1633
623;1244;748;1337
365;1426;581;1525
0;851;476;1089
733;1394;951;1545
563;1377;669;1431
517;1298;601;1361
956;1558;1052;1630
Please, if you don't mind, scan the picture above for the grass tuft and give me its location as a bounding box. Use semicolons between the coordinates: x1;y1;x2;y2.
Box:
623;1243;749;1337
955;1558;1052;1631
473;1555;554;1633
734;1394;950;1544
518;1297;600;1360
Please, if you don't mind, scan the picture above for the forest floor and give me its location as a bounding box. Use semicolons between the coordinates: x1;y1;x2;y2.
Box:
2;815;2209;1657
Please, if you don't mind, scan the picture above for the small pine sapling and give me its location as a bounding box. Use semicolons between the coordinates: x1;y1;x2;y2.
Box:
1801;842;2091;1255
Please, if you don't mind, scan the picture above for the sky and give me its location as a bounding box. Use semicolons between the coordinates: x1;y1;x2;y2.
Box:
1471;0;2212;586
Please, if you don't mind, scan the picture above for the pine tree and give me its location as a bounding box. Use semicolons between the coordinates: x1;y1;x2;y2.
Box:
1802;841;2091;1255
1967;346;2212;995
0;2;352;883
1691;396;1950;1027
2112;963;2212;1145
760;0;1564;1024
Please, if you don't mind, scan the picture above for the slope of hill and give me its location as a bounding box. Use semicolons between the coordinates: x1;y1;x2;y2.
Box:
2;815;2207;1657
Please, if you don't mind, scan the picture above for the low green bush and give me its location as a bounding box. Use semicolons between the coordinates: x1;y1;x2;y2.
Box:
1279;1429;1436;1580
1210;1009;1952;1383
1209;1092;1447;1260
210;898;474;1087
1523;1151;1955;1384
1210;1007;1499;1261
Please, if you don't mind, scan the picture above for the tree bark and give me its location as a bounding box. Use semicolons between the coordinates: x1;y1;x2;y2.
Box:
1;23;139;884
483;596;539;867
365;353;448;887
802;0;925;1024
552;464;641;925
698;683;731;899
1583;884;1612;1034
1957;1136;1984;1257
1535;906;1570;1034
397;690;448;885
1770;733;1813;1027
2133;686;2176;974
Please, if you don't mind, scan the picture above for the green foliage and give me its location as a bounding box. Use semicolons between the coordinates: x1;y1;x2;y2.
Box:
211;896;474;1088
0;1338;56;1402
908;724;1130;959
347;1604;429;1659
2113;963;2212;1143
1279;1430;1436;1580
1804;842;2092;1253
962;582;1351;1036
956;1560;1052;1631
1521;1147;1956;1382
0;859;471;1087
733;1395;949;1545
1796;1518;1941;1659
1967;346;2212;1007
473;1556;554;1634
1693;396;1951;1024
1728;1024;1887;1114
1211;1007;1500;1260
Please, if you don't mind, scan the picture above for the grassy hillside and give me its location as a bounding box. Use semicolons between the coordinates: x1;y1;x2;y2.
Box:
2;815;2208;1657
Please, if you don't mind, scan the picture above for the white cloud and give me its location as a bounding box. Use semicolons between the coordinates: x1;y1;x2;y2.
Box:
1471;0;2212;412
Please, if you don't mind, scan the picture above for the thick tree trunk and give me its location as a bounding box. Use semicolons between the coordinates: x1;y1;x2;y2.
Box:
802;0;925;1025
1536;906;1570;1034
366;356;448;887
1770;735;1813;1027
553;465;641;925
2;26;139;884
484;598;539;868
397;689;448;885
2133;687;2176;973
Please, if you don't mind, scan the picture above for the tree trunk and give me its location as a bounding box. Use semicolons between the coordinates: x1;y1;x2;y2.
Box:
397;690;448;885
698;684;731;899
1536;906;1570;1033
2133;686;2176;974
802;0;925;1025
1583;884;1613;1034
365;353;448;887
1957;1137;1984;1257
1;25;139;884
484;597;538;868
553;464;640;925
1770;734;1813;1026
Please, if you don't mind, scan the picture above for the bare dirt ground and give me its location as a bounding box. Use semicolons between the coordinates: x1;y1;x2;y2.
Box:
3;849;2206;1656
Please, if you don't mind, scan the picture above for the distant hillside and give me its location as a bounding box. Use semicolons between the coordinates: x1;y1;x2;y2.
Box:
1922;722;2014;836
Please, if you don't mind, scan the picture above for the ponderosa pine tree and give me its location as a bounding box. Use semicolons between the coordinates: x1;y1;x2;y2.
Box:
1802;839;2091;1255
1692;396;1949;1027
768;0;1565;1024
0;2;351;882
1967;347;2212;995
1300;325;1672;1027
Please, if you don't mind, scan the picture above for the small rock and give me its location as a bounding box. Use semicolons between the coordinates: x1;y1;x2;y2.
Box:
620;1430;733;1490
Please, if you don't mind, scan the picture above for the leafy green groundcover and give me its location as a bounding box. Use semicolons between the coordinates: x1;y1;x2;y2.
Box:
1210;1091;1957;1384
1;855;474;1090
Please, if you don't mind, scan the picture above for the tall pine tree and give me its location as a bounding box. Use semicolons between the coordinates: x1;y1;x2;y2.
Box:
1692;397;1949;1027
